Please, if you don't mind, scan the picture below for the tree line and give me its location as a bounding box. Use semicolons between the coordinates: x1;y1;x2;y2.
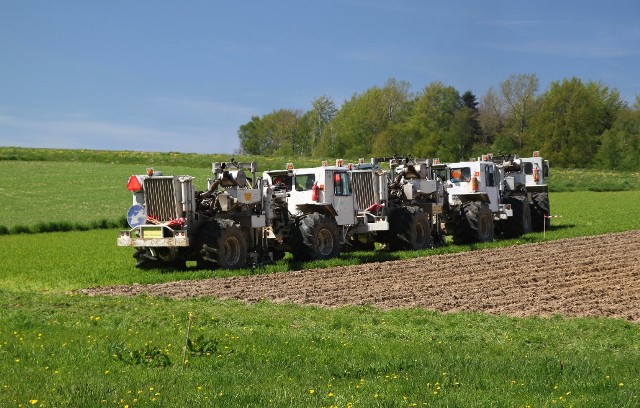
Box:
237;74;640;169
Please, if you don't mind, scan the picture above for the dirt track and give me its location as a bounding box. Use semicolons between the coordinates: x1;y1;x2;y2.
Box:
81;230;640;321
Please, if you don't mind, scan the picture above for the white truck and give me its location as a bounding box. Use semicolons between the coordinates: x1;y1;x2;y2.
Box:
520;151;551;231
117;157;444;269
438;155;513;244
262;157;444;258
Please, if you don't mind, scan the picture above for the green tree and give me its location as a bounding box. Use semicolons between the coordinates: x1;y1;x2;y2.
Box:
237;109;305;156
402;81;466;161
478;87;504;147
304;95;338;156
238;115;263;155
461;90;482;144
500;73;539;151
330;78;412;158
595;103;640;170
530;78;626;167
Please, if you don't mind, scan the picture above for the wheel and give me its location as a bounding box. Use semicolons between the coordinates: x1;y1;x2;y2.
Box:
476;203;494;242
530;192;550;231
498;195;532;237
452;201;494;244
387;206;432;250
198;219;248;269
291;213;340;261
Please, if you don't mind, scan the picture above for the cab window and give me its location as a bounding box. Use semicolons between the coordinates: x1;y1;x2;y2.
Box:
295;174;316;191
523;162;533;175
333;172;351;196
485;165;495;187
271;173;292;191
450;167;471;182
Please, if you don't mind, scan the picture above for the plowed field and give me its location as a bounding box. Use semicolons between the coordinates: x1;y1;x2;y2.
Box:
82;230;640;321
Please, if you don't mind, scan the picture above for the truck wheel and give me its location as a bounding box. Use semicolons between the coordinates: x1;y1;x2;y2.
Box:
388;206;432;250
530;192;550;231
498;196;532;237
291;213;340;261
453;202;494;244
199;219;248;269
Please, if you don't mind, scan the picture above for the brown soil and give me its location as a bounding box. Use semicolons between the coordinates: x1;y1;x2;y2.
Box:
80;230;640;321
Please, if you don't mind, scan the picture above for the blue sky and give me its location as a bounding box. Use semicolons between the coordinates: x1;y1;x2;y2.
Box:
1;1;639;154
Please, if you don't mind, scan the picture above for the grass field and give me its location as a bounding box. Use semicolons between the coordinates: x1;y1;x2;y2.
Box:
2;146;640;231
1;148;640;406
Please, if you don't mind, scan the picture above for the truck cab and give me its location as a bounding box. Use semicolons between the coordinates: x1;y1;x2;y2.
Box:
445;158;503;215
520;151;550;192
263;161;387;228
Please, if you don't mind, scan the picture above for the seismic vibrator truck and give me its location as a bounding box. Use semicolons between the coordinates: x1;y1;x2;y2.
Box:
433;151;550;244
117;157;444;269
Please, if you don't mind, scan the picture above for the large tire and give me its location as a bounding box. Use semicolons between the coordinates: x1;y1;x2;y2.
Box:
198;219;248;269
530;192;551;231
497;195;532;237
387;206;432;250
291;213;340;261
452;201;494;244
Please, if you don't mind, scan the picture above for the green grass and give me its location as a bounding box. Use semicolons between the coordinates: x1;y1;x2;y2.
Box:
2;147;640;232
2;191;639;294
1;191;640;295
2;147;640;406
550;168;640;192
2;292;639;407
0;146;323;172
0;192;639;407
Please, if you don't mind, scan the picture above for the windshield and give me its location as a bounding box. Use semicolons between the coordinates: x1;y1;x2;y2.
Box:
449;167;471;182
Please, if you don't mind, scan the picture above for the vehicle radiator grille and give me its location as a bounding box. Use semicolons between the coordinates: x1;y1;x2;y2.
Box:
144;178;179;221
351;171;376;211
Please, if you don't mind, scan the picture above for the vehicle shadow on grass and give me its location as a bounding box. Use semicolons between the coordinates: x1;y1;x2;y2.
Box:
283;250;402;271
547;224;576;231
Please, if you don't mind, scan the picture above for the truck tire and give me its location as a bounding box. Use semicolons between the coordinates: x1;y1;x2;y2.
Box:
453;201;494;244
530;192;550;231
198;219;248;269
388;206;432;250
291;213;340;261
498;196;532;237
